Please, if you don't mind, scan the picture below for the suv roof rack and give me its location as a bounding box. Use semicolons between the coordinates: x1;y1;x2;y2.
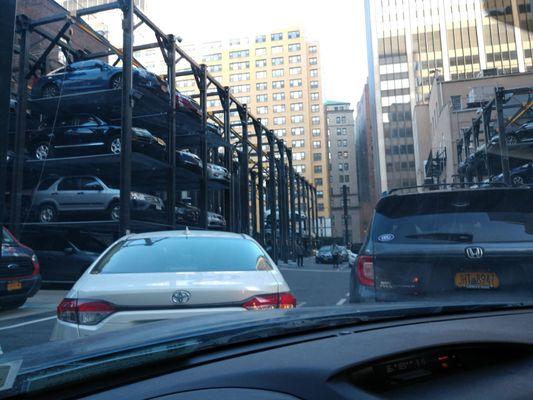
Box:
385;182;511;196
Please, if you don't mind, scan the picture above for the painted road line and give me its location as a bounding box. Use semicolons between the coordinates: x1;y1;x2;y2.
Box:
0;316;56;332
296;301;307;308
336;298;347;306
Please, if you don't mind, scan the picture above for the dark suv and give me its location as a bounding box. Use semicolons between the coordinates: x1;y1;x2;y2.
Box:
350;188;533;303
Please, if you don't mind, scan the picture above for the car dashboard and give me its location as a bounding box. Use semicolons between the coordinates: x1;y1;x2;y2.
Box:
46;309;533;400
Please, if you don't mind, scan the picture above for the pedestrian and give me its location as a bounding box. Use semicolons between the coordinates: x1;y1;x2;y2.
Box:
332;243;340;269
296;241;304;267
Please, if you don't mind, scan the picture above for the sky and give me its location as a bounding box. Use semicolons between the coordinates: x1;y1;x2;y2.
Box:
142;0;369;111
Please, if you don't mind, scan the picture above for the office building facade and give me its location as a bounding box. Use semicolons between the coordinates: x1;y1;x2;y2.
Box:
365;0;532;191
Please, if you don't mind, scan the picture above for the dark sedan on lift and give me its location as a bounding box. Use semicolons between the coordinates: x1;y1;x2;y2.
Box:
27;114;167;160
30;59;168;99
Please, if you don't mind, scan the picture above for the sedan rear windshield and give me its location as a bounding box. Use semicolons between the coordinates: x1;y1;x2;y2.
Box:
92;237;271;273
373;189;533;243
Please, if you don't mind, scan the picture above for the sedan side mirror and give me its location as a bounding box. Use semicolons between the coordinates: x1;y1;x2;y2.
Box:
64;247;75;255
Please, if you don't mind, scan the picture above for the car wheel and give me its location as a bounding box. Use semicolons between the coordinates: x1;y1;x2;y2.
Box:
1;298;26;310
34;142;50;160
110;73;123;89
512;175;525;186
109;136;121;155
109;202;120;221
42;83;60;98
505;135;518;145
38;204;57;223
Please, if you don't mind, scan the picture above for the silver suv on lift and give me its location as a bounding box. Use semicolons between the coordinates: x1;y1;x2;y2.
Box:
31;175;164;223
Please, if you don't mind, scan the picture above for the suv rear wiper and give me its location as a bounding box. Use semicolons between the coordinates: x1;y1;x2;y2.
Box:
404;232;473;242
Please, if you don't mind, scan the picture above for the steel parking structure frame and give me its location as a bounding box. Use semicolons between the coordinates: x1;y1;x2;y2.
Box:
1;0;318;256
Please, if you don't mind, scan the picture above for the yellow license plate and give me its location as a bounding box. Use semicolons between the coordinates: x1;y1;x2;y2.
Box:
454;272;500;289
7;281;22;291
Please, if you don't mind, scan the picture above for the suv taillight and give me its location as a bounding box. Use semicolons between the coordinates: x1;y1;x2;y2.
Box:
57;298;116;325
31;254;40;276
356;255;374;287
242;292;297;310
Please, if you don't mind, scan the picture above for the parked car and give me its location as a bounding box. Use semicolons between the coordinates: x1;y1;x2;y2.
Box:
30;59;168;99
493;163;533;186
348;250;357;267
176;150;202;173
176;92;201;116
338;246;349;262
207;163;230;181
208;211;226;228
20;231;107;284
175;201;199;225
315;245;334;263
0;227;41;310
350;187;533;303
31;175;164;223
52;230;296;339
27;114;166;161
496;121;533;145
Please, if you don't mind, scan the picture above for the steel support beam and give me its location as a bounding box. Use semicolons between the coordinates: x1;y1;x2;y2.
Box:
314;187;319;241
10;16;30;238
267;132;277;263
277;140;288;263
239;105;250;234
30;2;120;27
220;86;233;231
287;149;296;260
166;35;176;229
119;0;133;236
254;120;265;245
250;170;257;239
198;64;209;229
27;21;71;79
305;180;312;245
495;87;510;185
0;0;17;246
297;175;303;241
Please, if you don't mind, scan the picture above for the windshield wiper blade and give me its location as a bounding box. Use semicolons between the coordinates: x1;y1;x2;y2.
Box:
404;232;473;242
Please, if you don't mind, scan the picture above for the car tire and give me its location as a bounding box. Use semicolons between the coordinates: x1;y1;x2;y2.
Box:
34;142;51;160
1;298;27;310
42;83;60;98
110;73;123;90
108;135;121;155
505;135;518;145
109;201;120;221
38;203;57;223
512;175;525;186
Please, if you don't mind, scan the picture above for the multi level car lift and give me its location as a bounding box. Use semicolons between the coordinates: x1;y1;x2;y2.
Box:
0;0;319;262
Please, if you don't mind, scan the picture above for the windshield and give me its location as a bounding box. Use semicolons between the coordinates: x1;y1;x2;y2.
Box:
1;0;533;394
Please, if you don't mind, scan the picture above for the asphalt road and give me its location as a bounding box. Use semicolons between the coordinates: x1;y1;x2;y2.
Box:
0;257;350;354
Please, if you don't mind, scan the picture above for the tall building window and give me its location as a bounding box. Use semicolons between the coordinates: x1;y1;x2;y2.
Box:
291;127;304;136
256;59;267;67
313;153;322;161
229;49;249;59
312;141;321;149
255;35;266;43
271;45;283;54
271;57;284;66
236;96;249;103
273;104;285;113
274;117;286;125
311;92;319;100
289;55;301;64
310;69;318;77
292;140;305;148
272;80;285;89
272;92;285;101
315;178;323;186
289;67;302;75
451;95;462;110
256;106;268;114
342;128;347;135
230;84;250;94
310;80;319;89
272;69;284;77
290;102;303;111
312;116;320;125
208;64;222;72
311;104;320;113
309;57;318;65
290;90;303;99
341;116;346;123
288;43;301;52
343;151;348;158
256;48;266;56
288;30;300;39
256;94;268;102
230;61;249;70
271;32;283;41
314;165;322;173
294;164;306;172
317;191;324;198
229;72;250;82
289;79;302;87
338;163;344;171
202;53;222;62
291;115;304;123
312;128;321;137
344;163;349;171
256;70;267;79
309;45;317;53
336;116;341;124
293;152;305;161
274;129;286;137
318;203;324;211
256;82;267;91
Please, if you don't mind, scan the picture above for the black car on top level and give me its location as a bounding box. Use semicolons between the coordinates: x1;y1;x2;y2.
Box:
350;187;533;303
27;114;167;161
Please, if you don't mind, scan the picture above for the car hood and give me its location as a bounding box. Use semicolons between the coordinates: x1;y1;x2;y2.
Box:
3;302;532;397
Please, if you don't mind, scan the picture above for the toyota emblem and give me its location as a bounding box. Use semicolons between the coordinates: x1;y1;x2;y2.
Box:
465;246;484;259
171;290;191;304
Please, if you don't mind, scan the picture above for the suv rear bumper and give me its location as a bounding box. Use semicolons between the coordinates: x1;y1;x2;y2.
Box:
0;274;41;304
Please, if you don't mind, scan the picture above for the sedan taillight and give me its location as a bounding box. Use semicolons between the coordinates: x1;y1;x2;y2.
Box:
57;298;116;325
356;255;374;287
242;292;297;310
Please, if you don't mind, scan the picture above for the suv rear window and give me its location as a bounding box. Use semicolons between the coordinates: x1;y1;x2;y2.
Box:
92;237;271;273
372;189;533;244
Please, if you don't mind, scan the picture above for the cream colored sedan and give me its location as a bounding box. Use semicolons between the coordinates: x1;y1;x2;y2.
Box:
52;230;296;340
